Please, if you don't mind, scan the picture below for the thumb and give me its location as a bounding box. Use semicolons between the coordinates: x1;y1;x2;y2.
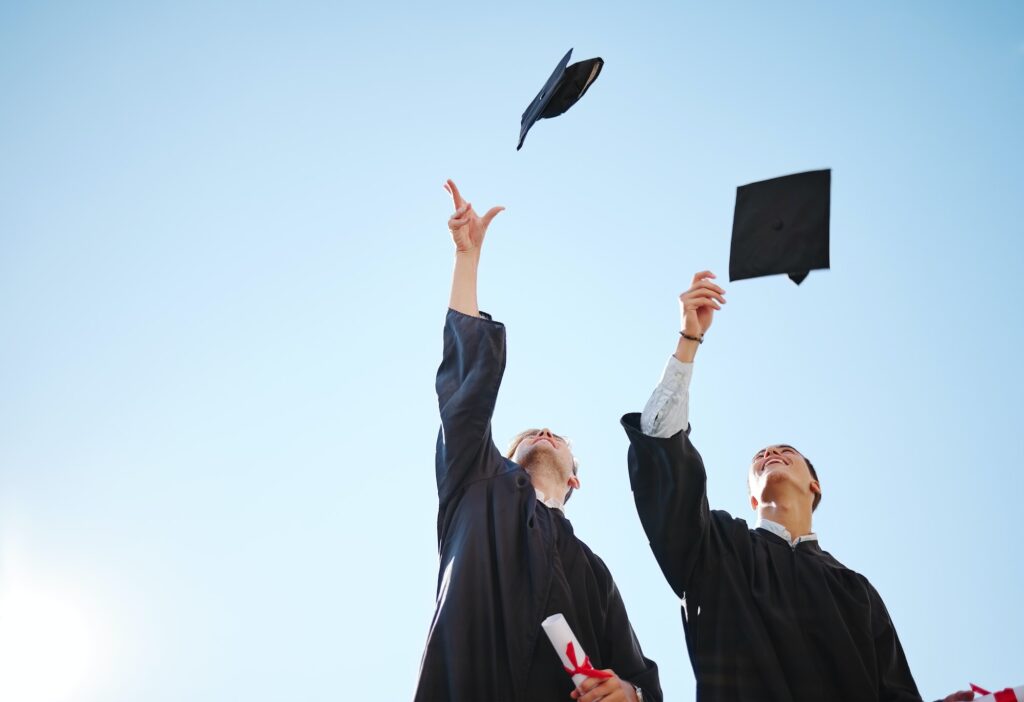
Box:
481;206;505;228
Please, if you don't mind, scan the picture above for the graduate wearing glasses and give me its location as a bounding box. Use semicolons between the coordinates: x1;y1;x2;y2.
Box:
414;181;661;702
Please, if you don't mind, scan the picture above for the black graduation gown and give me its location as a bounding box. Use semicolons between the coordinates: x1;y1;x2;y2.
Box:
414;310;661;702
621;413;923;702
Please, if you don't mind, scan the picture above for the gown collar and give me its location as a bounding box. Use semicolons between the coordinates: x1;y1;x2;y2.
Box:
756;517;818;548
535;489;566;514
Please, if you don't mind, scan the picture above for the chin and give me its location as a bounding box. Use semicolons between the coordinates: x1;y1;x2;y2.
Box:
757;471;791;495
525;445;559;462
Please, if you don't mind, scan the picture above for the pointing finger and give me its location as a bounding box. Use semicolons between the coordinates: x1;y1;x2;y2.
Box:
445;179;466;209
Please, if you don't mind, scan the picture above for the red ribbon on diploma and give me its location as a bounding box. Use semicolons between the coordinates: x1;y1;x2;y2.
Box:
971;684;1019;702
563;641;613;680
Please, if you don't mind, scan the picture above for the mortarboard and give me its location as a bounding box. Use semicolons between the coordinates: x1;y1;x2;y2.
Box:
729;169;831;285
517;48;604;151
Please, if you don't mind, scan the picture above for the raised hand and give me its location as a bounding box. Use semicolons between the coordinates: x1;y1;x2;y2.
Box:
444;179;505;255
679;270;726;338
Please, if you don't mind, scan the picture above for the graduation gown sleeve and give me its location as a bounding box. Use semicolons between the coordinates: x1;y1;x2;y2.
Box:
435;308;507;506
620;412;715;599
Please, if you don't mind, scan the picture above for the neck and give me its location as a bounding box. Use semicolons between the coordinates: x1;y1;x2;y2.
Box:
525;457;567;505
757;500;812;539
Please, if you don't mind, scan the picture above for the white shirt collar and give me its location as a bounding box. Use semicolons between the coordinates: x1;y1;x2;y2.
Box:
535;489;566;514
756;517;818;547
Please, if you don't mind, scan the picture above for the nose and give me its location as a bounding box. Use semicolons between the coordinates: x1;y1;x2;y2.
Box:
759;446;783;469
538;428;553;437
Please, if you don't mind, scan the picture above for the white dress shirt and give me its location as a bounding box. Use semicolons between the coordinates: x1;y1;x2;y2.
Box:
535;489;565;513
640;355;693;437
755;517;818;547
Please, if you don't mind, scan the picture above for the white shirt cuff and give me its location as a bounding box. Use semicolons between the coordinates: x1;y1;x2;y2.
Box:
640;356;693;438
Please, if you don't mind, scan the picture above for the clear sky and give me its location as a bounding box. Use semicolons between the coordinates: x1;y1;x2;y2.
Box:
1;2;1022;700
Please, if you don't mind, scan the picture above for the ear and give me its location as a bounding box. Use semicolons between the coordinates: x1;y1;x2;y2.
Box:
750;495;758;511
567;475;581;491
810;480;821;497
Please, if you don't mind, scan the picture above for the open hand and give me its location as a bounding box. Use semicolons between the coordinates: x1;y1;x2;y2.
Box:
679;270;726;338
444;179;504;255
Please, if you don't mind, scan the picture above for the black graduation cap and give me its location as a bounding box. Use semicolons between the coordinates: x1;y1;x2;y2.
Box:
517;48;604;151
729;169;831;285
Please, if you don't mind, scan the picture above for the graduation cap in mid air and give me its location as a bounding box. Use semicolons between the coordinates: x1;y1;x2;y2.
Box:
729;169;832;285
517;48;604;151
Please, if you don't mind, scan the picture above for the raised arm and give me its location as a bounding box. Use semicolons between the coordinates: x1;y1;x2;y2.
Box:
435;180;507;506
640;271;724;437
623;271;726;597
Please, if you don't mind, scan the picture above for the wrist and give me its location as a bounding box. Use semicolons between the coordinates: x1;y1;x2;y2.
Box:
674;333;700;363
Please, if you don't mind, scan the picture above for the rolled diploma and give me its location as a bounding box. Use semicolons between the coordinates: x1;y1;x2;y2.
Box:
972;686;1024;702
541;613;606;687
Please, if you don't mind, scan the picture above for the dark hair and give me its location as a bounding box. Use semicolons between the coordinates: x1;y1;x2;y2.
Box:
506;429;579;504
806;457;821;512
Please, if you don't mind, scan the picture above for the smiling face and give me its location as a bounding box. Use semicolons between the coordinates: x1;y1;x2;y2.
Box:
506;428;580;502
748;444;821;512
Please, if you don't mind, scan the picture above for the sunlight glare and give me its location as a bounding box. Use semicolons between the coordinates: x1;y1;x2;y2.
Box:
0;579;104;702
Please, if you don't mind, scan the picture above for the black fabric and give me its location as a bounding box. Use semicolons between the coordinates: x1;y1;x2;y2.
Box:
729;169;831;285
518;48;604;151
523;505;651;699
621;413;922;702
414;310;661;702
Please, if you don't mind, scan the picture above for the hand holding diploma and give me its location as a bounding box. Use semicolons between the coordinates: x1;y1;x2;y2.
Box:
542;614;640;702
962;684;1024;702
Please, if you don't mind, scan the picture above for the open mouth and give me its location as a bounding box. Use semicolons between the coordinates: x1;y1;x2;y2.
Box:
764;458;785;468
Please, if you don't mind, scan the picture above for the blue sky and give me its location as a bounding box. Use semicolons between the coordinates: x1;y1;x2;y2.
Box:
1;2;1022;700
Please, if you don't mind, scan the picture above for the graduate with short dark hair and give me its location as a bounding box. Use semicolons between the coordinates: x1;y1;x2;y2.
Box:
414;180;661;702
621;270;974;702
